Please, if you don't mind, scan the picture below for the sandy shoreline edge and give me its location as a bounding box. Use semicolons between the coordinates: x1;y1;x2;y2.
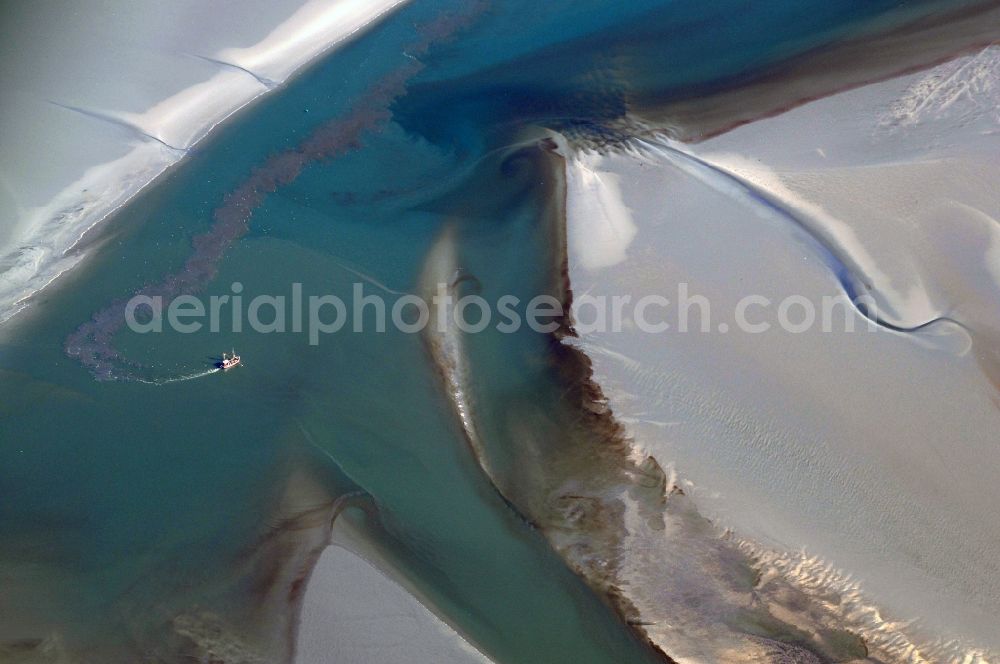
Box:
0;0;408;326
298;512;494;664
6;2;998;661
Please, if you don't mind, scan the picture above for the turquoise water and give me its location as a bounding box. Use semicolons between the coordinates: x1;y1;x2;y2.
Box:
0;0;981;661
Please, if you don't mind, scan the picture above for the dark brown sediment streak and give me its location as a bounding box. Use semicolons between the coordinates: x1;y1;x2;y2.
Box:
167;477;376;664
93;435;382;664
241;488;378;664
418;136;675;662
65;1;490;381
434;134;973;662
541;139;676;662
628;0;1000;143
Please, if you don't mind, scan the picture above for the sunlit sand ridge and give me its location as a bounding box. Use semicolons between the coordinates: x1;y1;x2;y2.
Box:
0;0;408;325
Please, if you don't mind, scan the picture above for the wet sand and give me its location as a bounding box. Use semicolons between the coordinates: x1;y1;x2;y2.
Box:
297;521;492;664
563;46;1000;659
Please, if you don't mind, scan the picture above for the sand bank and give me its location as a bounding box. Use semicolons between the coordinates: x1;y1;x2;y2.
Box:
0;0;407;324
298;521;492;664
564;48;1000;659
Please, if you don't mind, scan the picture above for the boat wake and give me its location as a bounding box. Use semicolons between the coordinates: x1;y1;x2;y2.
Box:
134;368;221;385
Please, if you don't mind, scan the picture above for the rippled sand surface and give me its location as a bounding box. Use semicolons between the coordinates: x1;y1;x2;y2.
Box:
2;2;999;663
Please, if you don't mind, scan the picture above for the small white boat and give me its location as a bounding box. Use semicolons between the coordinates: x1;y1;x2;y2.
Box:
219;350;241;370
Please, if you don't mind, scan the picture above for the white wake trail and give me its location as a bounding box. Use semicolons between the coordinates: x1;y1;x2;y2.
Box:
135;367;222;385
